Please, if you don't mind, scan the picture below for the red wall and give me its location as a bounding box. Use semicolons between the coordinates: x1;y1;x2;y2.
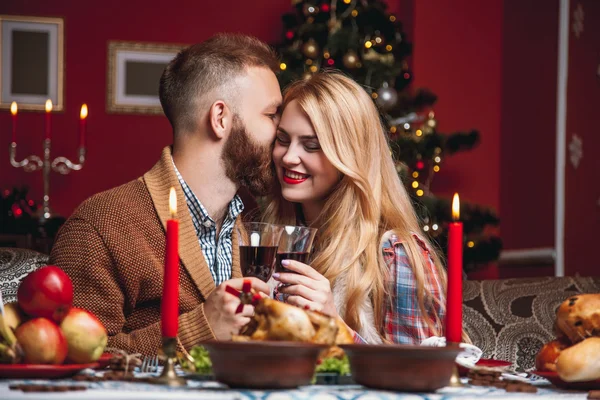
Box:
500;0;558;251
0;1;414;219
0;0;295;217
412;0;503;211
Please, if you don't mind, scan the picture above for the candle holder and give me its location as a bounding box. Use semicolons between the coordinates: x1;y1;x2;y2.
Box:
448;365;464;387
447;341;464;388
148;337;187;387
10;140;85;222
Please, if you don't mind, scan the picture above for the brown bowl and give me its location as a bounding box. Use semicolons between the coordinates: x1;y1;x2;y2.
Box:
341;343;461;392
202;340;328;389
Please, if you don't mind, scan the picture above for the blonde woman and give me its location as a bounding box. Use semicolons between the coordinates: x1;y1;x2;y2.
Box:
264;72;447;344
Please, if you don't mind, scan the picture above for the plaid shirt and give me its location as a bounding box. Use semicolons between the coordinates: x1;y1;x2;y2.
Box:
173;161;244;286
352;232;445;344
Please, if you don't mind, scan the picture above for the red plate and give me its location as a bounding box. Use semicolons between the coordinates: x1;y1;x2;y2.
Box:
96;353;113;369
531;370;600;390
0;362;99;379
458;358;512;376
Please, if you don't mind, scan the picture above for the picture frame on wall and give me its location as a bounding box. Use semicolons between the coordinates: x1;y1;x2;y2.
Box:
0;15;64;111
107;41;185;115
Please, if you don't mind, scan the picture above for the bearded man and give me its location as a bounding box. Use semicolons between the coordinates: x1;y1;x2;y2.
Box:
49;33;282;355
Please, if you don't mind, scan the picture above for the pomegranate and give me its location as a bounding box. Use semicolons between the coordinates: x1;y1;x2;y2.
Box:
15;318;68;364
60;308;107;363
17;266;73;322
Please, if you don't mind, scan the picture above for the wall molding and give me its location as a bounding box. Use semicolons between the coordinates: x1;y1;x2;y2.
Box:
499;247;556;266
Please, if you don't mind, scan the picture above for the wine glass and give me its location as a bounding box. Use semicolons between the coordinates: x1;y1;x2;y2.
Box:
237;222;283;282
275;225;318;273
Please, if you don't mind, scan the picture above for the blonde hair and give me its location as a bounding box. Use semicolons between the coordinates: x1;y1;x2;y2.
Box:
263;72;448;340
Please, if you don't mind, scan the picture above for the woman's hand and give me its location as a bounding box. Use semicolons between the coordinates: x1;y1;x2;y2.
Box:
273;259;338;318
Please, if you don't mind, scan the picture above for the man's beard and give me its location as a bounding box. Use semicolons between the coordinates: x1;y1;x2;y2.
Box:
222;115;274;196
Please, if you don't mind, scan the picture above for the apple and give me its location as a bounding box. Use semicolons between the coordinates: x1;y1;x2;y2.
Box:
60;308;107;363
17;266;73;322
3;302;26;331
15;318;68;364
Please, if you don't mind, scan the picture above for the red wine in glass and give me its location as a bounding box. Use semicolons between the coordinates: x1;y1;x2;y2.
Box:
275;252;310;273
239;246;278;282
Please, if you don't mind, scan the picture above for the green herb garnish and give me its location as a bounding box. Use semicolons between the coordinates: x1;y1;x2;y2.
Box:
315;355;351;375
181;345;212;374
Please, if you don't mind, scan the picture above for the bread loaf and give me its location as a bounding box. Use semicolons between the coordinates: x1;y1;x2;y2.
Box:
556;294;600;344
556;337;600;382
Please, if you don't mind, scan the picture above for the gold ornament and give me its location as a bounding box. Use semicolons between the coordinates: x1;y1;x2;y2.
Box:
302;39;319;58
302;71;313;80
342;51;359;68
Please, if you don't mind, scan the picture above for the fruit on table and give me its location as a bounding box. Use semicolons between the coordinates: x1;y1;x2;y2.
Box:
60;308;107;363
0;313;23;364
3;302;26;331
15;318;68;364
17;266;73;323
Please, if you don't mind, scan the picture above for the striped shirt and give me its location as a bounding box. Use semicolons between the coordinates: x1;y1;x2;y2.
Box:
173;161;244;286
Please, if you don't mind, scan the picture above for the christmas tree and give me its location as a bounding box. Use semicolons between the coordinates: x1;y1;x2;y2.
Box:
275;0;501;272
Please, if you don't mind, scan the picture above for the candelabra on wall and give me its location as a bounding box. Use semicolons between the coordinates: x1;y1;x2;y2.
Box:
9;100;88;222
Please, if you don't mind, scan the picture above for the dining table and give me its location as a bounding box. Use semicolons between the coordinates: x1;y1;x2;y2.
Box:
0;368;592;400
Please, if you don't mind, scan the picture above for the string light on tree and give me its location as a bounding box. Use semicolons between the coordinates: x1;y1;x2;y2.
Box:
372;31;384;47
342;50;359;68
275;0;499;270
302;39;319;58
303;3;319;16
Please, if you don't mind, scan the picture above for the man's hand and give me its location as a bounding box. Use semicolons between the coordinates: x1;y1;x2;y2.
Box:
204;277;270;340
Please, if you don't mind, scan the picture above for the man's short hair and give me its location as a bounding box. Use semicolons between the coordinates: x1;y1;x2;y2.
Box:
159;33;279;133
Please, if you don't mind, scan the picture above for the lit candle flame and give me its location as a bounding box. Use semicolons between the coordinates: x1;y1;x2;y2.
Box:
45;99;53;112
10;102;17;115
80;104;88;119
169;187;177;219
452;193;460;221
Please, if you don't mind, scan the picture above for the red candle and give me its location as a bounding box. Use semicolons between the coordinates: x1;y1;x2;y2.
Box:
79;104;88;148
44;100;52;140
162;187;180;337
445;193;463;343
10;102;17;143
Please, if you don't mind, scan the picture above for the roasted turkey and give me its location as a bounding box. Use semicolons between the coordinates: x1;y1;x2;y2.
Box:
234;297;353;358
